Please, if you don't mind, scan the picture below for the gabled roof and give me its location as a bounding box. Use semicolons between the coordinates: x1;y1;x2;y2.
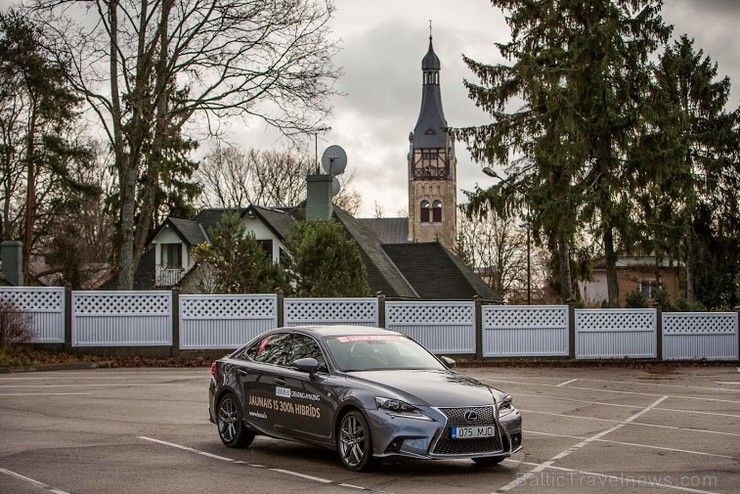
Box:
250;205;296;239
333;208;418;299
166;218;207;246
382;243;501;301
356;218;409;244
192;208;249;236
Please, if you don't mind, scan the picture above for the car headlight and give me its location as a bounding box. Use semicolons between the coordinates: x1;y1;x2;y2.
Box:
498;394;515;417
375;397;433;421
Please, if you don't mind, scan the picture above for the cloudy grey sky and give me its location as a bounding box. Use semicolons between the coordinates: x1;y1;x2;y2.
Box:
2;1;738;217
242;0;740;217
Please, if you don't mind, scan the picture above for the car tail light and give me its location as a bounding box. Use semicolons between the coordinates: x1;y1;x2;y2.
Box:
210;361;217;380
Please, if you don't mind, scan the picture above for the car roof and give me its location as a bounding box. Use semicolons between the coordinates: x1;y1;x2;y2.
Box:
286;325;403;338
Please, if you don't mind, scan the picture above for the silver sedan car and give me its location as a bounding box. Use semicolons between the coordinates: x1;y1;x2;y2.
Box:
208;325;522;471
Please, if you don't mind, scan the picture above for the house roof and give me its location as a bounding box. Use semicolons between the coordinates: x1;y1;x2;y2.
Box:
356;218;409;244
124;203;499;300
332;208;418;299
167;218;208;246
592;256;678;270
383;243;501;301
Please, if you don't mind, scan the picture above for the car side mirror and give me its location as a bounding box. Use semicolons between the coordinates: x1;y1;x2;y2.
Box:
292;357;320;374
440;356;456;369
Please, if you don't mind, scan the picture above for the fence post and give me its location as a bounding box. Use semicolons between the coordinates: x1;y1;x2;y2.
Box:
171;286;180;357
64;284;72;353
376;292;385;328
474;295;483;361
736;306;740;362
655;302;663;361
276;288;284;327
567;299;576;359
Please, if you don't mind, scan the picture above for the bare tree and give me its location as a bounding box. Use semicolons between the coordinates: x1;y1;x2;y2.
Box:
198;146;362;215
456;206;528;302
30;0;341;289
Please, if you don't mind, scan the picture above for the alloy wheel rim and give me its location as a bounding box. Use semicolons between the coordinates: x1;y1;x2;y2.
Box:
218;397;238;442
339;415;366;466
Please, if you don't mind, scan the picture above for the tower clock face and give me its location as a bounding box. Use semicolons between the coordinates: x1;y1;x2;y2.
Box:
413;148;448;179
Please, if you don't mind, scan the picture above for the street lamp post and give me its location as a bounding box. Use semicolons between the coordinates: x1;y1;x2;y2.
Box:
482;167;532;305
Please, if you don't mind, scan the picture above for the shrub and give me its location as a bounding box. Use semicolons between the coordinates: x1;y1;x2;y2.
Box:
625;291;647;308
0;300;35;348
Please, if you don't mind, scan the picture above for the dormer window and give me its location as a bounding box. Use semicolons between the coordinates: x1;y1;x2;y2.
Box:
162;243;182;268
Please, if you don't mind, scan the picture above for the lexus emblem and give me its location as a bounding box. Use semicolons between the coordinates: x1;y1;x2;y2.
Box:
463;410;478;423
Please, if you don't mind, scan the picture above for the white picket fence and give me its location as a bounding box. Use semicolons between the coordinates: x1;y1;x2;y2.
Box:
663;312;738;360
1;287;738;360
179;294;278;350
483;305;569;357
576;309;657;359
386;301;476;354
0;287;65;343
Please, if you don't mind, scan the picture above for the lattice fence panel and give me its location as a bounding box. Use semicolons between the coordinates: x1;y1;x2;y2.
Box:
576;309;656;359
663;312;738;360
72;291;172;346
386;302;475;354
0;287;64;343
284;298;378;326
179;295;278;349
482;305;568;357
73;291;170;315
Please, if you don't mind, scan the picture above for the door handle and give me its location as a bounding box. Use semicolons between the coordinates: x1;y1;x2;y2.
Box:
237;369;248;376
274;378;287;386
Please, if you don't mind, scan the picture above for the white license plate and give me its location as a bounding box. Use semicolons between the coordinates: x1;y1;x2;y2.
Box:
451;426;496;439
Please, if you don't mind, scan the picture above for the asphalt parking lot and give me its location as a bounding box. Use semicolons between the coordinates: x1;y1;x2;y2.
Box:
0;364;738;494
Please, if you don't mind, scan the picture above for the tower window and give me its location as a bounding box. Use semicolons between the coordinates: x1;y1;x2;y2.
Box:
432;200;442;222
420;200;431;223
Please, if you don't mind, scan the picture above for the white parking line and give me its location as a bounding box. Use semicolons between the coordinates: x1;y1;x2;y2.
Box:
0;383;174;388
494;396;668;493
138;436;381;492
0;467;71;494
518;408;740;437
492;378;740;404
516;392;740;418
525;429;737;459
556;378;578;387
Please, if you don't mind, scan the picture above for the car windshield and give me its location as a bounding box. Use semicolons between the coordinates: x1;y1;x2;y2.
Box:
325;334;446;372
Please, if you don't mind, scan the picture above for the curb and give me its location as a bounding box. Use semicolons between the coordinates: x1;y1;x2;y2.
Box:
0;362;104;374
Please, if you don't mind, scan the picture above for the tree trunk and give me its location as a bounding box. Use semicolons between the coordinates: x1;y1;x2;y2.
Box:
22;107;37;281
604;226;619;307
558;235;573;302
685;229;694;303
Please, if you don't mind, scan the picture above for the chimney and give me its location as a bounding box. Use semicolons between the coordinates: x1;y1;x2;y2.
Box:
306;173;333;220
1;241;23;286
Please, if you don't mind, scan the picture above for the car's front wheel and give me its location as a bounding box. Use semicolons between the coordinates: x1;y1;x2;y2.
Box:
337;410;377;471
217;393;254;448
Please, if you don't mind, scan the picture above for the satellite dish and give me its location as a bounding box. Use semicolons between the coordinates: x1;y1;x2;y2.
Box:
321;145;347;175
332;176;341;197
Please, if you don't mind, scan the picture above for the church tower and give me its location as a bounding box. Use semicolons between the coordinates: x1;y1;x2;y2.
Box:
407;31;457;251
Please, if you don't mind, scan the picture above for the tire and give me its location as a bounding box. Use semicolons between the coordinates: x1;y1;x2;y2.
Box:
217;393;254;448
472;455;505;466
337;410;377;471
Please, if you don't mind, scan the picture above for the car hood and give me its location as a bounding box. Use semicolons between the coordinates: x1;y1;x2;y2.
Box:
346;369;499;407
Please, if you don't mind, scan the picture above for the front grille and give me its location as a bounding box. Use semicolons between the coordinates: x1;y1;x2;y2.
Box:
431;406;503;456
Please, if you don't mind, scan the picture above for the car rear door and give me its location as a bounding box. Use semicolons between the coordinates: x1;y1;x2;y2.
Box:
240;332;293;433
271;334;336;442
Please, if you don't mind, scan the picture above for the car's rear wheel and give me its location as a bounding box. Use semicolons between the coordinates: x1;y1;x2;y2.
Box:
337;410;377;471
472;455;505;466
217;393;254;448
